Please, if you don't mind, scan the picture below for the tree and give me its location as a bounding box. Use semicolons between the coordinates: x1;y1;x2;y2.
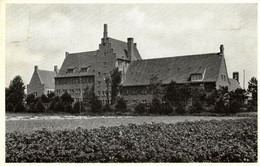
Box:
41;94;49;103
149;97;161;114
60;92;74;105
115;97;127;112
248;77;257;106
47;91;55;100
164;81;178;106
6;75;26;112
26;93;35;105
105;77;111;104
111;68;122;105
35;100;45;113
90;95;102;113
148;75;163;100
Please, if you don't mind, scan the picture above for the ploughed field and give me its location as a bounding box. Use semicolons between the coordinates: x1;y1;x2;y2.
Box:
5;114;257;162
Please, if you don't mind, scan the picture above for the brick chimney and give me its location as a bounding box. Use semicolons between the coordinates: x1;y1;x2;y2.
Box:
127;38;134;60
34;65;38;71
220;44;224;54
103;24;108;39
54;65;58;73
65;52;69;58
233;72;239;83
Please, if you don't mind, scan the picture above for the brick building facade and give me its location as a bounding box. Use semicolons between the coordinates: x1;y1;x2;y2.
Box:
55;24;240;105
27;65;58;97
55;24;141;104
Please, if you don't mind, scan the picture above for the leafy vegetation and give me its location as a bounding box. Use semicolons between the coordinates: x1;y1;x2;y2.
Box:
6;118;257;162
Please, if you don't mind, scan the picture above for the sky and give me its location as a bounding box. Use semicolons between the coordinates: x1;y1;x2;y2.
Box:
5;3;257;89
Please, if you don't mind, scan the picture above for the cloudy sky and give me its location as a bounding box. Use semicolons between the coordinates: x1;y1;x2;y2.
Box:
5;3;257;89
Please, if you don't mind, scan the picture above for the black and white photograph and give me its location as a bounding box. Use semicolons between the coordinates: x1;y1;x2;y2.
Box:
3;1;258;163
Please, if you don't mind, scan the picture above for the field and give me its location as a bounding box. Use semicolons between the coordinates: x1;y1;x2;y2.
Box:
6;117;257;162
5;113;250;134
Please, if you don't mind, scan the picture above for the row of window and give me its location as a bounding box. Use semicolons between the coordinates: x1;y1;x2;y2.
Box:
97;91;111;97
56;88;90;94
221;75;227;81
55;77;94;85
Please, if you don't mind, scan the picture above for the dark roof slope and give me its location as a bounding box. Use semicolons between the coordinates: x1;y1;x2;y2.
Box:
37;70;56;89
55;51;97;78
228;78;240;91
123;53;223;86
109;38;142;60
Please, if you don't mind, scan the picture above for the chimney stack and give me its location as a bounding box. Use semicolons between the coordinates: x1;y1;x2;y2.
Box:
127;38;134;60
220;44;224;54
233;72;239;83
34;65;38;71
65;52;69;58
54;65;58;73
103;24;108;39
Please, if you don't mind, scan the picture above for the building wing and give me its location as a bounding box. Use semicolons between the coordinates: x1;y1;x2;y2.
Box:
37;70;56;89
123;53;223;86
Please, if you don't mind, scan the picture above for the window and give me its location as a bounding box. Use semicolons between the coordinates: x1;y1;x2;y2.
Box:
104;73;106;77
98;72;101;77
98;81;101;87
221;75;224;81
67;69;74;73
133;100;137;103
63;89;67;93
104;52;107;57
102;91;105;96
191;74;202;81
103;62;107;67
98;91;101;96
81;67;89;72
224;75;226;81
142;100;147;103
69;89;74;93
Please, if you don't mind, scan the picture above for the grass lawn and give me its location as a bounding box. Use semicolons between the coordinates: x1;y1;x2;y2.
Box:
6;115;249;134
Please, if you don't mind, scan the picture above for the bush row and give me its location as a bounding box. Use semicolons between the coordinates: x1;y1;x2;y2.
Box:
6;118;257;162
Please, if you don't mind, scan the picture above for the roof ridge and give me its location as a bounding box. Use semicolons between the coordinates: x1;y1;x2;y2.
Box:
38;69;56;73
109;37;127;44
68;50;98;55
140;52;220;61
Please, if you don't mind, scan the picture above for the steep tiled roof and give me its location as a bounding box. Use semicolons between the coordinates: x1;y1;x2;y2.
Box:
228;78;240;91
123;53;223;86
37;70;56;89
109;38;142;60
55;51;97;78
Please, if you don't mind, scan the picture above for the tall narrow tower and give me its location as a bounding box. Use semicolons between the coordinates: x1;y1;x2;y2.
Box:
103;24;108;39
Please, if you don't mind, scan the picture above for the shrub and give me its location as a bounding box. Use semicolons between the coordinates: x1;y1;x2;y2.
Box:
90;96;102;113
14;102;26;112
160;102;173;115
41;94;49;103
47;91;55;100
149;98;161;114
35;100;45;113
115;97;127;112
64;104;73;113
6;118;257;162
214;97;227;113
228;100;241;114
73;101;85;113
49;101;56;111
26;93;35;105
103;104;113;112
28;103;35;112
54;101;65;112
190;100;204;113
6;102;14;112
134;103;147;114
175;104;186;115
60;92;74;105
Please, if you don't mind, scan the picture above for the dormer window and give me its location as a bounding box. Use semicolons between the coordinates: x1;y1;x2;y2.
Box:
81;67;89;73
191;74;203;81
67;69;74;74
